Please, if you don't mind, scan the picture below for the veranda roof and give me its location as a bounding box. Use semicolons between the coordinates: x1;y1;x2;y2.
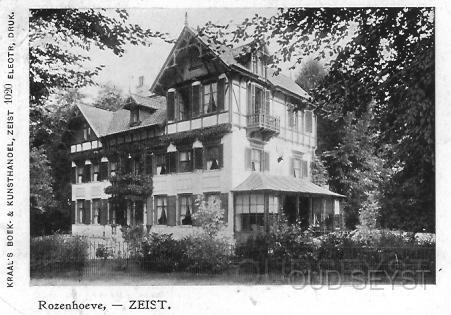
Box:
233;173;345;198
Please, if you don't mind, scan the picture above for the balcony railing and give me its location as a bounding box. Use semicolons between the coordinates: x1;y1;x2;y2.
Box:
246;113;280;134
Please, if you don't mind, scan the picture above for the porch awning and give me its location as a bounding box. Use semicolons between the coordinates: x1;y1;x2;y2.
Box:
232;173;345;198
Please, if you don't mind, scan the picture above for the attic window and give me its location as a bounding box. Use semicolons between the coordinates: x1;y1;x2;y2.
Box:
130;108;140;126
82;123;91;141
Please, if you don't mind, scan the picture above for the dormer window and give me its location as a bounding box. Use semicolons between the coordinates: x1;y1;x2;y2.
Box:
130;108;140;126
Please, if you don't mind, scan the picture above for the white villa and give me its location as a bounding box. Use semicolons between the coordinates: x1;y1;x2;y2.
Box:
68;25;344;242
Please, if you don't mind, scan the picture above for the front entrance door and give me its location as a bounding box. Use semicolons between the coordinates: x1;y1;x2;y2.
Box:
283;195;297;224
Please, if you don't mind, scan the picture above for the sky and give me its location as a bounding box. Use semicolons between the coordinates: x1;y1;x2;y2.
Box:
83;8;280;98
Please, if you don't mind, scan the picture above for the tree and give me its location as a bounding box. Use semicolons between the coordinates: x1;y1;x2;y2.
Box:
30;147;56;212
29;9;173;108
200;8;434;231
295;58;326;91
93;82;125;111
29;9;172;234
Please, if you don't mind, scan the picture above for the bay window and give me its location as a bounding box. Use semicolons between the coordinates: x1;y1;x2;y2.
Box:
235;194;279;232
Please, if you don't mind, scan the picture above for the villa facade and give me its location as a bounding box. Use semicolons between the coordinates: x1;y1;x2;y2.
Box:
68;25;344;241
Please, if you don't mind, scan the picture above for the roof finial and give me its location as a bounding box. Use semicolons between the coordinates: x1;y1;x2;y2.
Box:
184;11;188;27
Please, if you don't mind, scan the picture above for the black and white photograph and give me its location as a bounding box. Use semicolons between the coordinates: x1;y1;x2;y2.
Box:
27;6;436;287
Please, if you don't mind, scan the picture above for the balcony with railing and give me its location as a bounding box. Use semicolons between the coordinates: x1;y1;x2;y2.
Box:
246;113;280;140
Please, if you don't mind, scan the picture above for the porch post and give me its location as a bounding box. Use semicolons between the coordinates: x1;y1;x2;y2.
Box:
322;198;326;232
264;193;269;233
309;196;313;226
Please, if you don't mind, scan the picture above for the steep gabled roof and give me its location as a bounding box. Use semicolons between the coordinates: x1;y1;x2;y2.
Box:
150;25;311;102
77;103;114;137
233;173;345;197
76;100;166;138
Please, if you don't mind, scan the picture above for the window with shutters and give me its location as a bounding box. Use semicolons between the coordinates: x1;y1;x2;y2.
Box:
251;148;262;171
203;82;217;114
179;195;193;225
245;147;269;172
155;196;167;225
156;153;167;175
205;145;222;170
179;150;192;172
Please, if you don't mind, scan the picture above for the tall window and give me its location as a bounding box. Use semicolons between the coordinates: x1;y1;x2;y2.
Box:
305;111;313;133
293;158;308;178
288;106;297;129
178;86;191;120
166;152;177;173
83;163;91;183
179;195;193;225
205;146;220;170
77;165;84;183
156;154;167;175
179;150;192;172
92;199;101;224
155;196;167;225
82;124;90;141
203;82;217;114
251;149;262;171
193;148;203;170
77;200;84;224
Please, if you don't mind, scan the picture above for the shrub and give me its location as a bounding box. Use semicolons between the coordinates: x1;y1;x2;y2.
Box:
183;233;232;273
140;233;186;272
30;234;88;274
